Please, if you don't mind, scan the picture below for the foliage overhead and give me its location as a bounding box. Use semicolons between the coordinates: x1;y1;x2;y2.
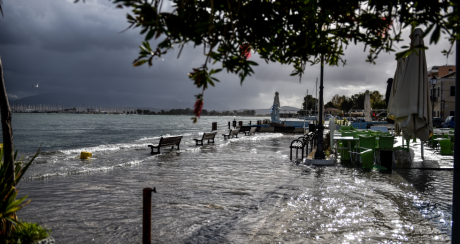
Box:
76;0;458;121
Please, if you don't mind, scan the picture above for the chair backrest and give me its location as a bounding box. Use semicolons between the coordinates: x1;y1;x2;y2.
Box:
379;136;394;150
439;139;452;152
341;125;351;131
341;131;354;137
359;135;375;150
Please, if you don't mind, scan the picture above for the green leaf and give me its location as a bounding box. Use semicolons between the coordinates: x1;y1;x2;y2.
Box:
146;29;155;40
133;60;148;67
395;49;412;60
430;24;441;44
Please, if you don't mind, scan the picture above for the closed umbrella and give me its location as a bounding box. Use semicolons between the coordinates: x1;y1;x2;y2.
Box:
389;28;433;141
364;90;372;122
388;57;406;121
270;91;281;123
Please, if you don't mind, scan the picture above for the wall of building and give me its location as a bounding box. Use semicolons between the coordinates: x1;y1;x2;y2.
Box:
432;77;455;119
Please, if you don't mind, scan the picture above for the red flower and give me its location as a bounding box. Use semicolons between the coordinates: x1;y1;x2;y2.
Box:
194;99;204;117
240;44;251;60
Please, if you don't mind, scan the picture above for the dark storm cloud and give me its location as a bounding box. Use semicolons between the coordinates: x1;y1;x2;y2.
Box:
0;0;456;111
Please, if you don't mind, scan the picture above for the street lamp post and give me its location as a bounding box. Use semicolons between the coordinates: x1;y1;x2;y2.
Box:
314;55;326;159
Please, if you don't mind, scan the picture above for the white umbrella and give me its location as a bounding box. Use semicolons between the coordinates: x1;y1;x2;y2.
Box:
389;28;433;141
388;58;406;135
270;91;281;123
364;90;372;122
388;57;406;120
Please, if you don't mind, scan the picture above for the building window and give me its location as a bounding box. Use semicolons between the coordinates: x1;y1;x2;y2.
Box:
450;111;455;116
451;86;455;96
449;69;453;74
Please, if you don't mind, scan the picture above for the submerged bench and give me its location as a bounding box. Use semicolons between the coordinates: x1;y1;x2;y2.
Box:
222;129;240;139
193;132;217;145
244;127;257;136
148;136;183;155
238;126;252;134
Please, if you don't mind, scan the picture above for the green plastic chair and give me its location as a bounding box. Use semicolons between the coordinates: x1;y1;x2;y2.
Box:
378;136;395;165
338;132;354;161
341;125;351;131
360;148;374;169
356;135;376;168
428;134;440;149
439;139;453;155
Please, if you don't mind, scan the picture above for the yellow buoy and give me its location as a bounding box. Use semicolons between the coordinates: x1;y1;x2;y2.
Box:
80;151;92;159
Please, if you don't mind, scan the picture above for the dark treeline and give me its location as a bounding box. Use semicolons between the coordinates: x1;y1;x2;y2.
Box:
299;90;386;115
134;108;257;116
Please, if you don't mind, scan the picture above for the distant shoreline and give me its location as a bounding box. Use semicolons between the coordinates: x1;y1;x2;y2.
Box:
11;111;271;116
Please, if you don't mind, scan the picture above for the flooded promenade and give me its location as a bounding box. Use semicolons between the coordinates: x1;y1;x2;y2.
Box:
17;132;453;243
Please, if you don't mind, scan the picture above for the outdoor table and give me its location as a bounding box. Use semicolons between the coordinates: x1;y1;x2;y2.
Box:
333;136;359;162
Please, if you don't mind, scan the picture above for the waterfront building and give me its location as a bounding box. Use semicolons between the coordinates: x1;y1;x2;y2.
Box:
430;71;456;119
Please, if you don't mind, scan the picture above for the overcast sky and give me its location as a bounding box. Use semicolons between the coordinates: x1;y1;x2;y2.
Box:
0;0;456;111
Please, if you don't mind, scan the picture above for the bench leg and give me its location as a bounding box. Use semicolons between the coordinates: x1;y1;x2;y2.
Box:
150;147;160;155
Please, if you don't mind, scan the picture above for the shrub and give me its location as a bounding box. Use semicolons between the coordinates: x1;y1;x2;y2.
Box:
7;221;51;244
0;147;40;240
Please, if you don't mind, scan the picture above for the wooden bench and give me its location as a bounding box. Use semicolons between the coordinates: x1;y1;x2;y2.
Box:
222;129;240;139
238;126;252;134
148;136;182;155
244;127;257;136
193;132;217;145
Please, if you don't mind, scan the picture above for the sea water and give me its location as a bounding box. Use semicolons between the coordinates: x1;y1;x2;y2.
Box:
8;113;453;243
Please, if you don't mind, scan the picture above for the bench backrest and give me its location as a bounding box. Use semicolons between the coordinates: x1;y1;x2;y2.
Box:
159;136;182;146
203;132;217;140
230;129;240;135
239;126;251;132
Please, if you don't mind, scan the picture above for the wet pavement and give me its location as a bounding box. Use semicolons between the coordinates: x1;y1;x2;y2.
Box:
17;132;453;243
